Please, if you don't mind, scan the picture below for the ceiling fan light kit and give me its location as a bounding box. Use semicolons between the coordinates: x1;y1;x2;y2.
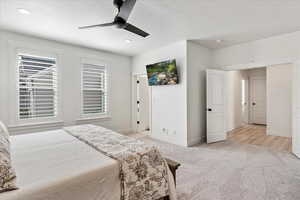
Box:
79;0;150;38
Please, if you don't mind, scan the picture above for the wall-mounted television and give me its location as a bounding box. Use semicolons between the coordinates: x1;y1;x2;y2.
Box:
146;59;179;86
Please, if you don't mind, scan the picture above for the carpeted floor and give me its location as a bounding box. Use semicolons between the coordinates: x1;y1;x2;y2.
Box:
139;136;300;200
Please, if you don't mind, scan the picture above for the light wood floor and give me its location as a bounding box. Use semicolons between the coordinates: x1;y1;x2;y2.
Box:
228;125;292;152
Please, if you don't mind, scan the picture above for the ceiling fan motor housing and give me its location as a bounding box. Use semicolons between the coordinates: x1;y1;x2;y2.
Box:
113;0;123;8
114;16;127;28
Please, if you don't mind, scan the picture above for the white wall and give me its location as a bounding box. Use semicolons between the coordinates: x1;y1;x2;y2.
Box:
267;64;293;137
186;41;212;145
0;30;132;135
213;30;300;69
132;41;188;146
132;41;213;146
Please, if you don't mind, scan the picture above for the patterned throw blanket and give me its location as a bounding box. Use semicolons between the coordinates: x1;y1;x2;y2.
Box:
64;125;170;200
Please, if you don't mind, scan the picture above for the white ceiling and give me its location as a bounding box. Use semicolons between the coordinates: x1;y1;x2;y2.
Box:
2;0;300;55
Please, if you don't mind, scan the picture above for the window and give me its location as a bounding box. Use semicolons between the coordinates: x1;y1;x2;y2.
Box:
82;63;107;116
17;54;57;120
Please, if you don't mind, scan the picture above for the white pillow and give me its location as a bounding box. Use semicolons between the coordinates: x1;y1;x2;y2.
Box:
0;121;17;193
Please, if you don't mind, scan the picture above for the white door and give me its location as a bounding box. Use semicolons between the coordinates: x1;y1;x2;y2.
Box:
137;76;150;132
292;63;300;158
206;69;227;143
250;77;267;125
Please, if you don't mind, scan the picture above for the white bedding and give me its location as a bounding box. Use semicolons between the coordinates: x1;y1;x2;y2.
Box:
1;129;176;200
2;130;120;200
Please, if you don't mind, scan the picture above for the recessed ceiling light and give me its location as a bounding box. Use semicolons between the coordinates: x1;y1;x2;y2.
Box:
216;39;222;43
17;8;31;15
125;39;132;43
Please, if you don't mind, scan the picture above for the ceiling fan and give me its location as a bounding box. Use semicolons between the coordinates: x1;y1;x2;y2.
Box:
79;0;149;38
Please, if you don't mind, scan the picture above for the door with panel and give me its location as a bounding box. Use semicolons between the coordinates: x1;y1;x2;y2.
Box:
137;75;150;133
206;69;227;143
250;76;267;125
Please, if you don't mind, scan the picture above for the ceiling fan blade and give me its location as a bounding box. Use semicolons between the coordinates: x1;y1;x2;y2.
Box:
123;23;149;37
118;0;136;21
79;22;115;29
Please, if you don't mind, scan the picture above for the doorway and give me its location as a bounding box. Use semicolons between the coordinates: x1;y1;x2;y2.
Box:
206;65;293;153
224;67;267;133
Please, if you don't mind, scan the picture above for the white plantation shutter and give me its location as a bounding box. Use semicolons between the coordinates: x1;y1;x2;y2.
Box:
18;54;57;119
82;63;107;115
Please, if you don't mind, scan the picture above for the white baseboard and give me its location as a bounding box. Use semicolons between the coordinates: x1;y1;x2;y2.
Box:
292;147;300;158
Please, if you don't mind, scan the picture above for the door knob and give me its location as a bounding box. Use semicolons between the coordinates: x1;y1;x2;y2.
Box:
207;108;212;111
252;102;256;106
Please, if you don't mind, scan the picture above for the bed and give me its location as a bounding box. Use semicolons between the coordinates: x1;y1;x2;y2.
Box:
1;126;177;200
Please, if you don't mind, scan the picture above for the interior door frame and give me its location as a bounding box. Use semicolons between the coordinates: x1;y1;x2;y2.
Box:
249;75;267;125
220;61;298;158
132;74;152;134
241;79;250;125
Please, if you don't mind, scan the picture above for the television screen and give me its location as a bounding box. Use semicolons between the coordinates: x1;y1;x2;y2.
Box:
146;59;179;86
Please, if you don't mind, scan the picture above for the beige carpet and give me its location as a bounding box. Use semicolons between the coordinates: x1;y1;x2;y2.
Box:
139;137;300;200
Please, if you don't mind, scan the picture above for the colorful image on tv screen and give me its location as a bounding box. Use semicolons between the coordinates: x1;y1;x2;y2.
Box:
146;59;179;86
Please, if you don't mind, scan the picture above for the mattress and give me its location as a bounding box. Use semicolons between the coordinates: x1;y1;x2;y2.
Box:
1;129;121;200
1;129;177;200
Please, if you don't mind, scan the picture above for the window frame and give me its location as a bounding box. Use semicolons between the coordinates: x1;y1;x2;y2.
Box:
14;48;62;125
80;58;110;120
